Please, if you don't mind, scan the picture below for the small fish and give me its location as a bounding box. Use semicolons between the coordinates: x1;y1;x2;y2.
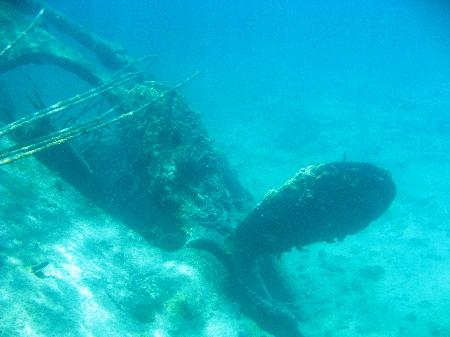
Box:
30;261;50;278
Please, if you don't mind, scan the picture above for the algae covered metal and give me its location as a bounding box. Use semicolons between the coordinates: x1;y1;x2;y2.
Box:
0;2;396;336
231;162;396;262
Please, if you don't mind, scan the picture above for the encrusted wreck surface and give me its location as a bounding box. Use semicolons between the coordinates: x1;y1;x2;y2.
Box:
0;0;253;249
0;2;397;337
0;139;268;336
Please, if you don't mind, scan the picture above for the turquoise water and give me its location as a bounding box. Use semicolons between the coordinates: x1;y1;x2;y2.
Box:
1;1;450;336
44;0;450;196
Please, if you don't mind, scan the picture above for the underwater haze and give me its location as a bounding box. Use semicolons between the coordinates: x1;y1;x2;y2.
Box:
1;0;450;336
45;0;450;195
